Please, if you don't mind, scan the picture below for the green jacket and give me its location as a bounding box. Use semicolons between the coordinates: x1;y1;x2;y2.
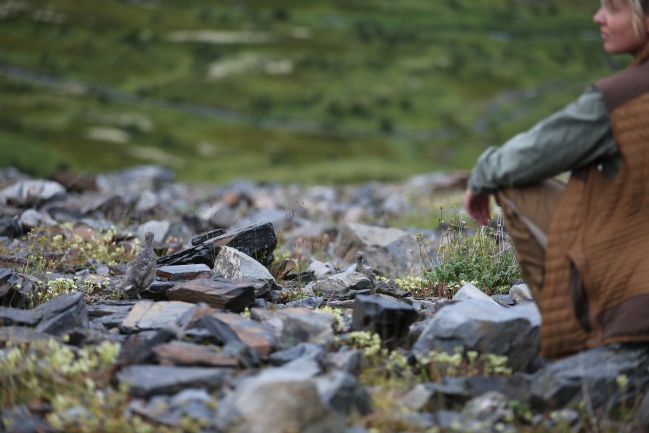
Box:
468;86;621;194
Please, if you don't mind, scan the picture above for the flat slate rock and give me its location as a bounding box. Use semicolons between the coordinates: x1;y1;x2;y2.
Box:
530;344;649;411
117;365;226;398
0;306;40;327
157;222;277;268
209;312;277;358
153;341;239;368
215;365;343;433
35;292;89;336
166;277;257;312
0;326;53;346
88;300;137;328
264;308;336;348
121;300;196;332
213;246;278;297
157;264;212;281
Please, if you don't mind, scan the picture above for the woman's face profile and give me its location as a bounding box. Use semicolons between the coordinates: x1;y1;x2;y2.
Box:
593;1;649;55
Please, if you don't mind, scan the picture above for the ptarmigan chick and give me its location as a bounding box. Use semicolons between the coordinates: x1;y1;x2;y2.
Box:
122;231;157;299
354;251;376;294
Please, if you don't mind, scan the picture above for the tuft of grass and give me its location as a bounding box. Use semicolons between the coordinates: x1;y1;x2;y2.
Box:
420;208;522;295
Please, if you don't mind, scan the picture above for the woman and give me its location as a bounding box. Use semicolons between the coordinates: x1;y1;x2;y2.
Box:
464;0;649;359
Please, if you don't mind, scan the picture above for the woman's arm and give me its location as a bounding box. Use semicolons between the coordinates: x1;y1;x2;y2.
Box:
468;86;620;195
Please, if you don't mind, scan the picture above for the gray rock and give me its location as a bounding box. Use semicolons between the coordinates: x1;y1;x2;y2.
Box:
307;258;336;279
233;208;295;231
96;165;174;196
88;300;137;329
1;180;66;207
402;377;514;414
264;308;336;348
120;300;196;332
167;277;256;312
311;271;372;300
452;283;499;305
117;365;225;398
325;349;363;376
462;391;513;425
638;392;649;432
156;264;212;281
491;294;516;306
509;283;533;303
352;294;417;348
269;343;326;366
129;389;218;429
0;167;27;188
335;222;424;277
0;326;53;345
215;366;344;433
315;371;372;415
137;220;171;242
0;215;23;238
117;328;177;367
35;292;89;336
19;209;56;229
158;221;277;268
0;307;39;327
1;405;54;433
204;312;277;358
285;296;325;309
401;380;471;412
198;202;238;228
413;299;540;372
213;246;278;297
530;344;649;411
134;190;160;213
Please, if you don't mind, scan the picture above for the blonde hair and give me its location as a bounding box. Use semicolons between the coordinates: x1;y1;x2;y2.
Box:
602;0;649;35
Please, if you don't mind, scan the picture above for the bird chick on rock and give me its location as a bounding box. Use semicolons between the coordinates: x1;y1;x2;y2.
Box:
122;231;157;299
354;251;376;294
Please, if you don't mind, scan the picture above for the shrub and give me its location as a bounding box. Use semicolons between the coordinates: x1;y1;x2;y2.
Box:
420;209;521;295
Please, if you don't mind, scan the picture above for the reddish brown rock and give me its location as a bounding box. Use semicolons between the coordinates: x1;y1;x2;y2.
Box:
210;312;277;358
167;277;256;312
153;341;238;368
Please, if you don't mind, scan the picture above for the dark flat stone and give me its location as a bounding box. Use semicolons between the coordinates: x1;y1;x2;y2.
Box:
0;306;40;326
35;292;89;336
157;222;277;268
117;365;226;398
120;300;196;332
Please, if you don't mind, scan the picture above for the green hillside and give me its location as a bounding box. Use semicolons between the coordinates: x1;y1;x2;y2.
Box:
0;0;622;183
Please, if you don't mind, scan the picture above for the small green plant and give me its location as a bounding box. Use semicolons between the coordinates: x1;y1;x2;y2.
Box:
342;331;384;361
30;277;78;305
417;349;512;382
21;227;138;276
318;306;346;332
0;339;203;433
29;275;114;306
420;207;522;295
